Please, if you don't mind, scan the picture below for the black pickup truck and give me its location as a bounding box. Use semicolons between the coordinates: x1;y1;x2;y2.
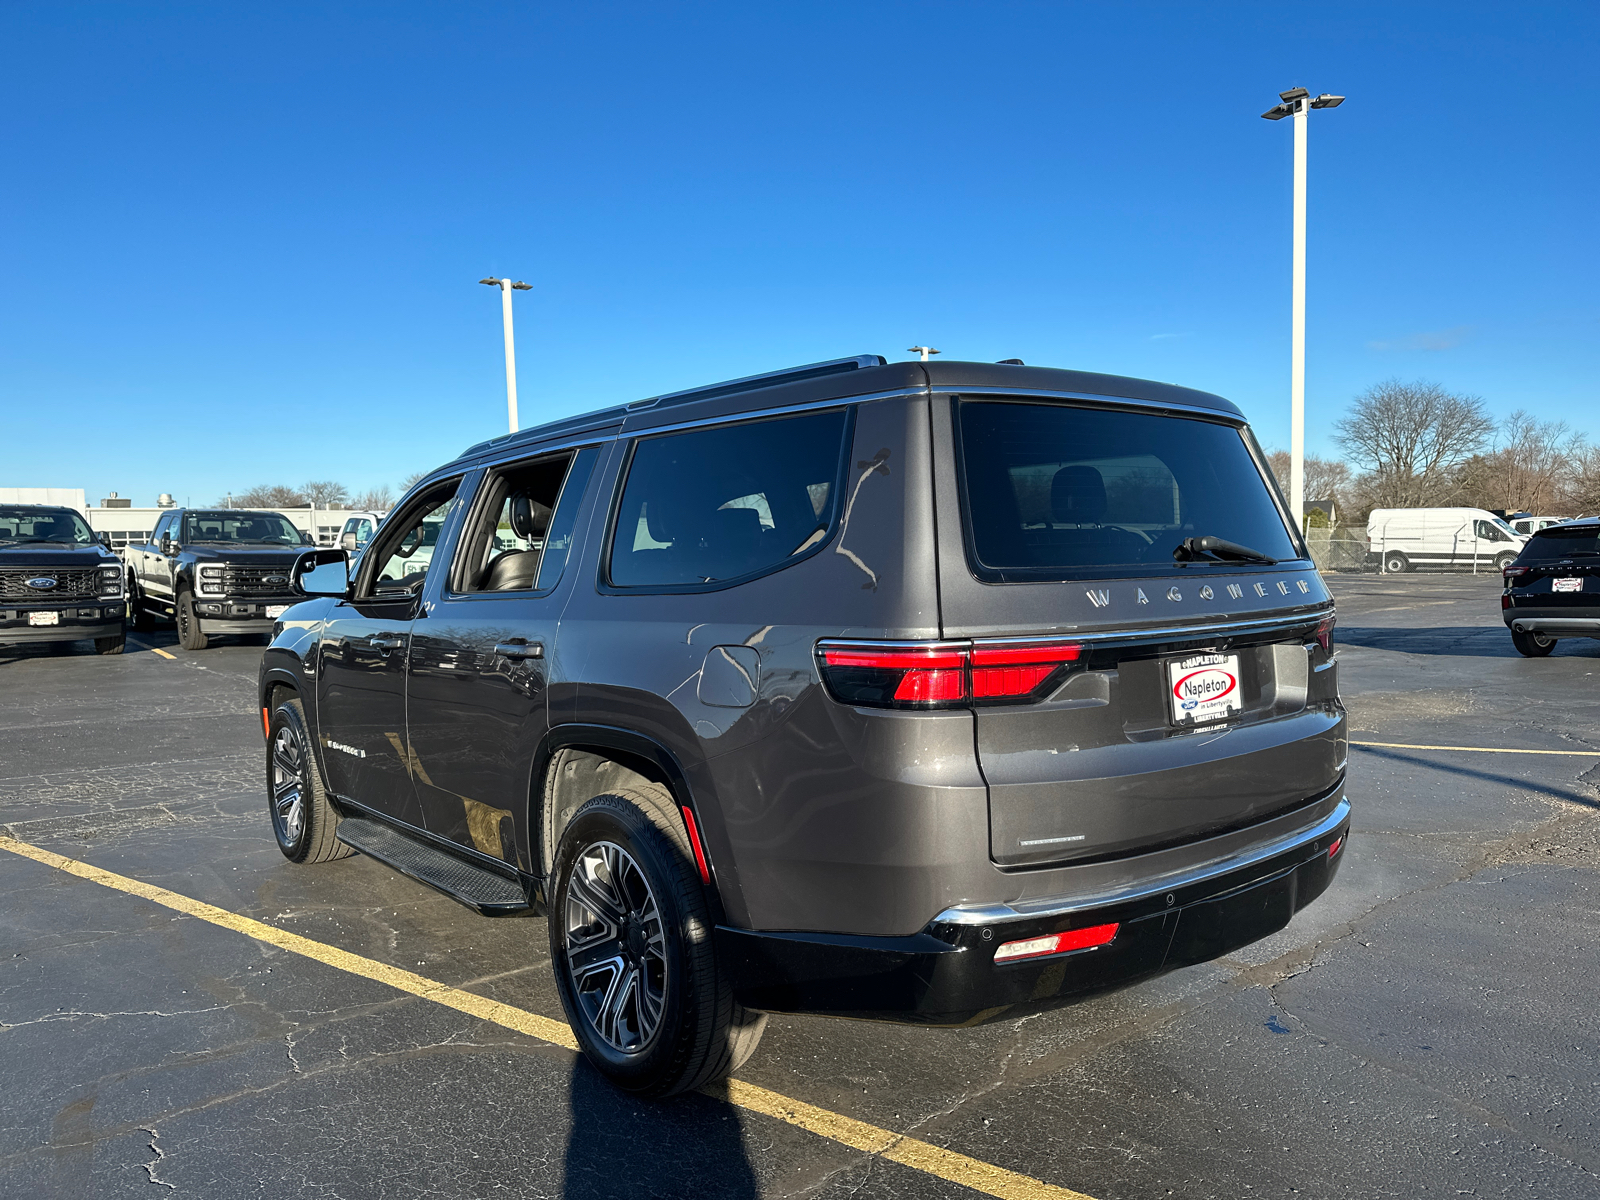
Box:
126;509;313;650
0;505;127;654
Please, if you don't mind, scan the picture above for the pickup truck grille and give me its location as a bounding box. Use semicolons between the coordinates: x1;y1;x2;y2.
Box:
220;566;295;596
0;569;99;600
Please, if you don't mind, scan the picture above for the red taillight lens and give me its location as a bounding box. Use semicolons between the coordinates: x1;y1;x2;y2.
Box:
1503;565;1527;582
994;922;1120;964
817;639;1081;709
1314;616;1335;655
1328;835;1344;860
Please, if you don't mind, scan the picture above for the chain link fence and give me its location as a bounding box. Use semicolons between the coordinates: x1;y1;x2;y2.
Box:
1305;526;1371;573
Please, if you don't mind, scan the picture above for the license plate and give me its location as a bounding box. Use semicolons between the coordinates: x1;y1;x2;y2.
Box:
1553;578;1583;593
1167;652;1242;726
265;604;289;618
28;611;60;626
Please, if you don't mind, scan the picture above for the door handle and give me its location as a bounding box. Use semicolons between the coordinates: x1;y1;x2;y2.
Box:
494;641;543;660
369;635;405;650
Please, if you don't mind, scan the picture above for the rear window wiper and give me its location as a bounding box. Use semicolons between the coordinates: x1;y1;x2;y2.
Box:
1175;536;1278;565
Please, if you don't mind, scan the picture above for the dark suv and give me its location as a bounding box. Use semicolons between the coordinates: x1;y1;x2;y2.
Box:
126;509;313;650
1501;518;1600;656
260;357;1349;1096
0;505;126;654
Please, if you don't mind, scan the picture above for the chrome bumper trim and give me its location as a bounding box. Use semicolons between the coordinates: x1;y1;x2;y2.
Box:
932;797;1350;927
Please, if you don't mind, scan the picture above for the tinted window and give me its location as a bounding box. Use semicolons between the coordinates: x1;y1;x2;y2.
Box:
608;410;850;588
1518;526;1600;564
452;448;597;593
957;401;1298;580
182;511;303;544
0;507;95;545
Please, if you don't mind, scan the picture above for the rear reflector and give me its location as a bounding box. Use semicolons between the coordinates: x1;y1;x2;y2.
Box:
818;638;1082;709
261;707;271;740
680;806;711;885
993;922;1120;964
1328;835;1343;860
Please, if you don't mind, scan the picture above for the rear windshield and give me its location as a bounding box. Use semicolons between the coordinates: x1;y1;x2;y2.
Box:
1517;526;1600;564
956;401;1299;581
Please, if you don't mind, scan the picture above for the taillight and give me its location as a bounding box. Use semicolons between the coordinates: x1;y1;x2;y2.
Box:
1328;835;1344;860
1503;564;1527;582
816;639;1082;709
994;922;1120;964
1314;615;1335;655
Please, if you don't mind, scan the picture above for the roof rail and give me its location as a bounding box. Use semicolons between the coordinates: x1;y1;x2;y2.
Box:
456;354;886;460
626;354;887;412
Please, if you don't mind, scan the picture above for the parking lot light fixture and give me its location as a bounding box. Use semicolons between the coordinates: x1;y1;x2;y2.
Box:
907;346;940;362
1261;86;1345;530
479;277;532;433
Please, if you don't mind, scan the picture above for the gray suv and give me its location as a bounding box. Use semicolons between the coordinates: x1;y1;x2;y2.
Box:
260;356;1349;1096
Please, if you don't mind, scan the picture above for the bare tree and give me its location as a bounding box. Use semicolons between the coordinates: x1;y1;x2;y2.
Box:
225;484;307;508
1265;452;1353;516
400;471;426;491
1334;379;1495;510
301;480;350;507
351;485;394;511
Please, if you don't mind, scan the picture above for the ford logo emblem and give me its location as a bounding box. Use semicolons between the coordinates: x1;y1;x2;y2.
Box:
263;575;288;585
25;577;57;590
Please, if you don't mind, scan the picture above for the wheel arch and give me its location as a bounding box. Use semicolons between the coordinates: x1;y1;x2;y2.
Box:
531;723;726;923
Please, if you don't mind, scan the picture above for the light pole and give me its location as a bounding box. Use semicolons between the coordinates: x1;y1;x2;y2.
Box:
479;277;533;433
907;346;940;362
1261;87;1344;530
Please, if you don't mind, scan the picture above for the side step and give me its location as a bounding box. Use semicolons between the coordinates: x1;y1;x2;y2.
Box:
336;815;532;916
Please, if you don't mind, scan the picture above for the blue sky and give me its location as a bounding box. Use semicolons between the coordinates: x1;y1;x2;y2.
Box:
2;2;1595;506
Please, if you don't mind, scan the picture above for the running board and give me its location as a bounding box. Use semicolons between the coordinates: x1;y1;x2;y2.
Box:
336;815;532;916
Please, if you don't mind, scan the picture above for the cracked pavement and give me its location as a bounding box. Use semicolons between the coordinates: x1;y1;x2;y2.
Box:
1;574;1597;1197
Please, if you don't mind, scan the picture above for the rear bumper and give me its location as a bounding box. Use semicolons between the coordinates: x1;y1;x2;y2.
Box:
1505;612;1600;637
719;798;1350;1025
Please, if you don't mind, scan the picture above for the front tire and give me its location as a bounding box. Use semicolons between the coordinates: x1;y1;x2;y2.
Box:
267;696;354;863
176;590;208;651
1383;551;1410;574
550;793;766;1097
1511;629;1556;658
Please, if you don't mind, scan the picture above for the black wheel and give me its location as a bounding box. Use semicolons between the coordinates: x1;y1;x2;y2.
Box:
1511;629;1556;658
550;792;766;1097
1382;551;1410;574
176;590;208;651
95;634;125;655
267;696;354;864
1495;553;1517;571
130;582;154;632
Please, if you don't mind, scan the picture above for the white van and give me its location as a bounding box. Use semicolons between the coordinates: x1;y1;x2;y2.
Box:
1511;515;1568;536
337;510;387;554
1367;507;1527;573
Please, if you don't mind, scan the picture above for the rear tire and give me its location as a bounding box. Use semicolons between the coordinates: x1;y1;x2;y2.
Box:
1382;551;1410;574
95;634;125;655
130;584;154;632
266;695;354;863
176;590;208;651
1512;629;1556;658
550;792;765;1097
1495;553;1517;571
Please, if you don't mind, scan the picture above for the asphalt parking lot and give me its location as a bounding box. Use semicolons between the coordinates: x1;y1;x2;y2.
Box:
2;572;1597;1199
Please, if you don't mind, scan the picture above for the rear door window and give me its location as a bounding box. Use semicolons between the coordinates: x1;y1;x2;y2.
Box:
956;400;1299;581
607;409;852;589
1519;527;1600;565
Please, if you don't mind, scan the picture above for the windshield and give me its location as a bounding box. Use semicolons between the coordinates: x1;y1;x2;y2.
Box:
1517;526;1600;564
181;512;306;545
956;401;1300;581
0;507;96;546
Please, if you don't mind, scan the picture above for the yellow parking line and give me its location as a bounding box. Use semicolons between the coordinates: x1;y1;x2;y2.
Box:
0;835;1095;1200
1353;741;1600;757
127;638;175;660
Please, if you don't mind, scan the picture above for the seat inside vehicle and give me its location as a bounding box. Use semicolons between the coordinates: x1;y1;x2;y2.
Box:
484;495;551;590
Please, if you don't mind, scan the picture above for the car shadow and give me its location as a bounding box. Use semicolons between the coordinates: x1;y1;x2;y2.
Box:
562;1058;760;1198
1351;744;1600;810
1335;625;1600;658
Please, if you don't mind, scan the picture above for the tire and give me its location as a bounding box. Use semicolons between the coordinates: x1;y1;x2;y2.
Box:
130;582;154;633
176;590;208;651
1511;629;1556;658
266;695;354;864
95;634;125;655
550;792;766;1097
1382;551;1410;574
1495;553;1517;572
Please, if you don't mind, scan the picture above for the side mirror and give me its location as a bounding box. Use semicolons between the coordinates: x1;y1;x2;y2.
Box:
98;532;113;548
293;548;351;599
160;534;174;555
341;532;358;551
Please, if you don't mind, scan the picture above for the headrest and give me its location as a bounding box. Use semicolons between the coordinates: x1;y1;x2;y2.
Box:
510;495;552;539
1051;465;1107;524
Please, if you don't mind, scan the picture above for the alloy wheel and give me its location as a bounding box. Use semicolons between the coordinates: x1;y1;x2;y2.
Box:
271;723;306;847
564;841;667;1053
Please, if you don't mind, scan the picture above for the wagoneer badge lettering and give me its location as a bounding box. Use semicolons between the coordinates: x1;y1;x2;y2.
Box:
1136;588;1149;604
1086;589;1111;608
1228;583;1244;599
1254;582;1267;597
324;738;366;759
1167;587;1182;602
1200;586;1214;600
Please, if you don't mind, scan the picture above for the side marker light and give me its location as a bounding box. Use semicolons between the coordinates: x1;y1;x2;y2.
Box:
261;707;271;740
993;921;1119;964
680;806;711;885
